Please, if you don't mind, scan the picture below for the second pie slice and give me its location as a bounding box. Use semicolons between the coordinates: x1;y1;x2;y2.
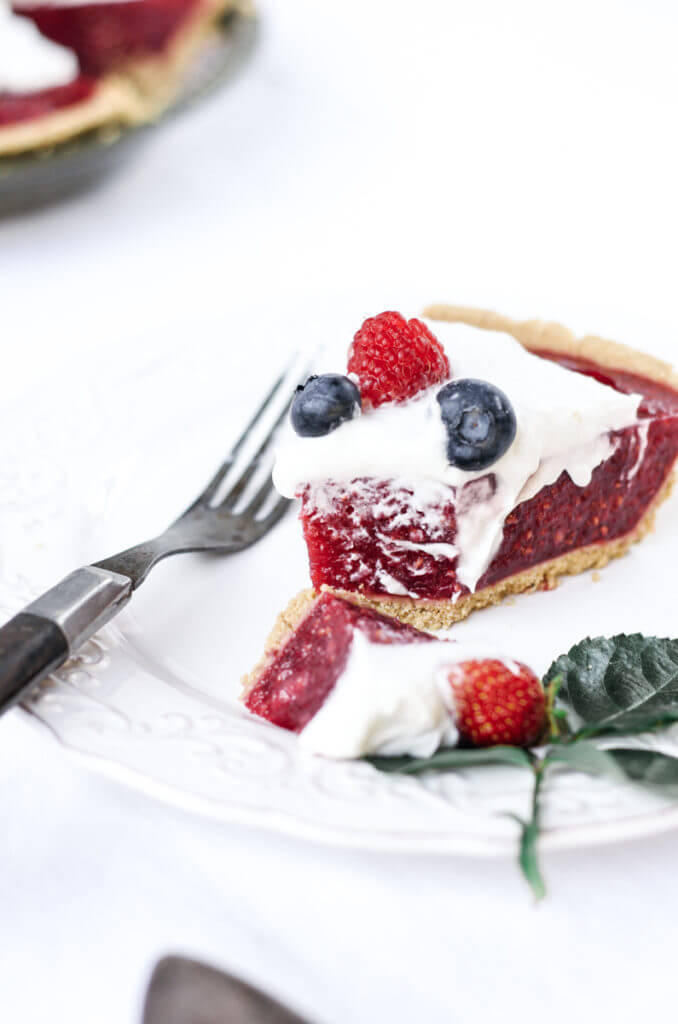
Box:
0;0;246;157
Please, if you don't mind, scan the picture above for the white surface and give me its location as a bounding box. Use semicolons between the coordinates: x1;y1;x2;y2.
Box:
2;1;678;1022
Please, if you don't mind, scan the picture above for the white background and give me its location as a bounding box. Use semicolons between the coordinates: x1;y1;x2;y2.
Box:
2;0;678;1021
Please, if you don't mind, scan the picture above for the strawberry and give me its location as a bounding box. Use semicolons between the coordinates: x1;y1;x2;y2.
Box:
448;659;546;748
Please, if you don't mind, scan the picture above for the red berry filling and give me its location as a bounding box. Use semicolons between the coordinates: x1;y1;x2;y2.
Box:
298;355;678;602
13;0;201;76
0;75;97;126
348;311;450;408
245;593;434;731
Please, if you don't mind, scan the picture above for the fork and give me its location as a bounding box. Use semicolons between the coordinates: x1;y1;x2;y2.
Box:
0;358;307;717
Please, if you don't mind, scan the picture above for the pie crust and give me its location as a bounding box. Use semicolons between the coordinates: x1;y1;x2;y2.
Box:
241;589;345;700
118;0;247;117
0;0;248;158
286;306;678;634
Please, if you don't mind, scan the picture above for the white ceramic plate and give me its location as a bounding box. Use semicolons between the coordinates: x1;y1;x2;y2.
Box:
4;311;678;856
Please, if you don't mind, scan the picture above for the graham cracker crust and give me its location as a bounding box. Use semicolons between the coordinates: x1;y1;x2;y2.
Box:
241;589;318;700
0;77;144;157
423;303;678;392
120;0;246;119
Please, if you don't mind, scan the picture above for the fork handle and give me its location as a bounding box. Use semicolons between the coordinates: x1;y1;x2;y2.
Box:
0;566;132;715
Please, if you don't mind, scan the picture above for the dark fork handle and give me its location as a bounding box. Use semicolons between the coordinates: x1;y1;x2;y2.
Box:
0;566;132;715
0;614;69;711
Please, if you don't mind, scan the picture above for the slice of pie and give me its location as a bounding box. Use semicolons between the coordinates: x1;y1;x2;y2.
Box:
273;306;678;631
242;590;546;757
0;0;244;157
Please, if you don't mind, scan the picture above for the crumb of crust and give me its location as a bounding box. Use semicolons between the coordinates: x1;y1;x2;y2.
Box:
592;571;602;583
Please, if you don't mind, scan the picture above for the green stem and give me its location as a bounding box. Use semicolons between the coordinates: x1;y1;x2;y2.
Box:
516;759;547;901
545;674;567;741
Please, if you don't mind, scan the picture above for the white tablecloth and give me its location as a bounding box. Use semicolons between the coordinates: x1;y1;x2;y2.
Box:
2;1;678;1020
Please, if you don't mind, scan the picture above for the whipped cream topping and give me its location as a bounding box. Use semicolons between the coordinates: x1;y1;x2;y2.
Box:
298;630;520;759
274;320;643;593
0;1;79;93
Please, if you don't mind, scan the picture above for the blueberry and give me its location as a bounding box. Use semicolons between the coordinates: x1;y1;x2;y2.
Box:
436;379;516;470
291;374;361;437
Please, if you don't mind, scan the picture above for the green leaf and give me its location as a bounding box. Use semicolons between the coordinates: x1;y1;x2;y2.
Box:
604;748;678;796
545;740;628;783
367;745;534;775
544;634;678;738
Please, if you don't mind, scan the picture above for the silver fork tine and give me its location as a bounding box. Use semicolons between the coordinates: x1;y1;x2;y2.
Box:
240;471;277;517
195;355;305;508
257;495;290;531
215;395;294;511
228;359;299;459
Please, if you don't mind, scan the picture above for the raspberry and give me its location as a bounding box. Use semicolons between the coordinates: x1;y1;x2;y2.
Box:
348;311;450;407
448;659;546;748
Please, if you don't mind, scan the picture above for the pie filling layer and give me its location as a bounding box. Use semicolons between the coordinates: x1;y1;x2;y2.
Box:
275;322;678;605
0;75;96;125
300;416;676;602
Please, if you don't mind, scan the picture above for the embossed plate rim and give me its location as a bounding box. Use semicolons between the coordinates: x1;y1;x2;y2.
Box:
16;698;678;856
